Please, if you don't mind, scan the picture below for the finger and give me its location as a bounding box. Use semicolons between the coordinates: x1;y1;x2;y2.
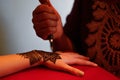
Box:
33;19;57;29
44;60;84;76
56;51;89;60
39;0;48;4
62;64;84;76
69;52;90;60
77;55;90;60
33;20;57;33
75;59;98;67
32;13;58;23
39;0;50;5
56;60;85;76
71;53;90;60
33;24;56;39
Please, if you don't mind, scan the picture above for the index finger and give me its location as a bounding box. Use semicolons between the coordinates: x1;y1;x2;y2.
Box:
62;64;84;76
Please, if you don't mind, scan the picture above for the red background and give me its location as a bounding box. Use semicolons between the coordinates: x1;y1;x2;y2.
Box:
1;65;119;80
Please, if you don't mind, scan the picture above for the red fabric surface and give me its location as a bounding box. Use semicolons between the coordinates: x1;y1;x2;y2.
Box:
1;65;119;80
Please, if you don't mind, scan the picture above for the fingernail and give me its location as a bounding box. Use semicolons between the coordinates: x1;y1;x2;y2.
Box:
77;71;84;76
94;63;98;66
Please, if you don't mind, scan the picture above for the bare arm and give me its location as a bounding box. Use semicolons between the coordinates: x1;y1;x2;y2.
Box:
0;50;61;77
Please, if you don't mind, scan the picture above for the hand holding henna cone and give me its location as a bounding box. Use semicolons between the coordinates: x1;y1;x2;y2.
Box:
39;0;54;52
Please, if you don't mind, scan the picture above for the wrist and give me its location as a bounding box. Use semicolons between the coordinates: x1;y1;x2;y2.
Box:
53;33;74;52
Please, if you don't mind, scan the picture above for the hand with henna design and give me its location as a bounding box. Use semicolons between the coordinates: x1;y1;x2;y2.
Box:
0;50;97;77
43;51;97;76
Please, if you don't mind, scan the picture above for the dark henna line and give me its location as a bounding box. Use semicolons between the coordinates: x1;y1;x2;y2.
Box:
17;50;42;65
35;50;61;64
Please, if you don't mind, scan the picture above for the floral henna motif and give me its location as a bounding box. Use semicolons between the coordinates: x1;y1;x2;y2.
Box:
35;50;61;64
17;50;61;65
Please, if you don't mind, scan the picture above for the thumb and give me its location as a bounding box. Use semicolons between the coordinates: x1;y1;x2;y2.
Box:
39;0;58;15
39;0;52;6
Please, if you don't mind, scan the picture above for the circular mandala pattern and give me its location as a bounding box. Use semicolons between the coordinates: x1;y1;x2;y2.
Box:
85;0;120;76
108;31;120;51
101;19;120;66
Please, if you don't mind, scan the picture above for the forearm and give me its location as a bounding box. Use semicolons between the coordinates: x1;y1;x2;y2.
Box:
53;33;74;52
0;54;29;77
0;50;61;77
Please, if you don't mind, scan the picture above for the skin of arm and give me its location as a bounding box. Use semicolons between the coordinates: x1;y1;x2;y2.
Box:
0;50;61;77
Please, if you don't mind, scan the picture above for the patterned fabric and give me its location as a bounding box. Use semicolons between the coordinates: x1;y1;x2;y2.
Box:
64;0;120;77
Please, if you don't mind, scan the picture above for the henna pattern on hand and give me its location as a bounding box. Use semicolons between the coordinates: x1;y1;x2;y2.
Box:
36;50;61;64
17;50;61;65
